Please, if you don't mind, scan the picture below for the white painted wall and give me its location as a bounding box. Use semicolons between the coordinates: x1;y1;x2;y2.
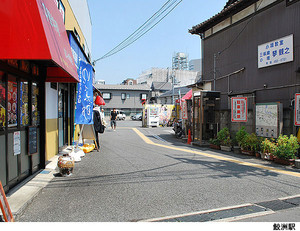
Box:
46;83;58;120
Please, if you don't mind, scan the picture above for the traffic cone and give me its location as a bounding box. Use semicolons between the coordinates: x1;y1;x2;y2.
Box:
187;129;192;144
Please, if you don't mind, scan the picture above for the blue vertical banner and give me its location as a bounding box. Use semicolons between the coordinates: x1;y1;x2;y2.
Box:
75;61;93;124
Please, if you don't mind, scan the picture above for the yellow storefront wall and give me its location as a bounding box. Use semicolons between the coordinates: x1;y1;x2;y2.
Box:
46;118;58;161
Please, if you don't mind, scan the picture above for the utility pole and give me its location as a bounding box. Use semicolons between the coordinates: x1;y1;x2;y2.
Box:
172;69;175;104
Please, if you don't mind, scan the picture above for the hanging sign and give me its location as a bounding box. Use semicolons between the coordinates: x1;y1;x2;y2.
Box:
0;181;14;222
295;93;300;126
231;97;247;122
75;61;94;125
181;101;188;120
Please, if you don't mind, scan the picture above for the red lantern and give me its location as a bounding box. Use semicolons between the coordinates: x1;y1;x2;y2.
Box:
100;97;105;105
95;95;101;105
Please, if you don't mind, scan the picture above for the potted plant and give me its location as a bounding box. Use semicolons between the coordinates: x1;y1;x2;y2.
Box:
240;133;259;156
209;138;221;150
261;138;276;160
234;127;248;154
274;135;299;165
255;136;264;158
232;137;241;154
217;128;232;152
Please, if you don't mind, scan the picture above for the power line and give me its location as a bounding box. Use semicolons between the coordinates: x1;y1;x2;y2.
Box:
93;0;182;64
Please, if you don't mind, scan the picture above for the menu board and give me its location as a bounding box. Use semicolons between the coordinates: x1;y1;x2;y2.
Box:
7;81;17;127
28;126;38;155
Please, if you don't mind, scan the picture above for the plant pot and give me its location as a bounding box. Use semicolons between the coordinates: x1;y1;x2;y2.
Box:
210;144;221;150
233;146;241;154
255;152;261;158
274;157;295;166
269;153;275;161
241;149;254;156
220;145;232;152
261;152;267;160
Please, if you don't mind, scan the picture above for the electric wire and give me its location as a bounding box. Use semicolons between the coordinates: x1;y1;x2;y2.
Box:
93;0;182;64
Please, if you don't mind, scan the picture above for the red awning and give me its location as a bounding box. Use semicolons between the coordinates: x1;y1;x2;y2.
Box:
0;0;79;83
182;89;193;101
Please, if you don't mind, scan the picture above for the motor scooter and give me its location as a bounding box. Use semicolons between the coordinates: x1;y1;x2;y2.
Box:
173;119;183;138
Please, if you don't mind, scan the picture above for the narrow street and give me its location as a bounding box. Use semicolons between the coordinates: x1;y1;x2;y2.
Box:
18;121;300;222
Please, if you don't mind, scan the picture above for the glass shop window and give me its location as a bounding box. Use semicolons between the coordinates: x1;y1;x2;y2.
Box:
0;72;5;131
32;83;40;126
20;81;29;126
7;75;18;127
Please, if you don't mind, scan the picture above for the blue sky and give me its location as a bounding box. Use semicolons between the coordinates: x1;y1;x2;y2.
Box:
88;0;226;84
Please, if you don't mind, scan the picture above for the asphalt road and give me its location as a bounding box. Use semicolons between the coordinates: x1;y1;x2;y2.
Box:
18;120;300;222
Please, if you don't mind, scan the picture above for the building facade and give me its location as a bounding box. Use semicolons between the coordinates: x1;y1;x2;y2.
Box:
95;84;150;116
190;0;300;137
137;67;199;88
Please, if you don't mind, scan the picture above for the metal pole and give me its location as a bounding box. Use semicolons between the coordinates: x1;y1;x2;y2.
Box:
213;53;216;91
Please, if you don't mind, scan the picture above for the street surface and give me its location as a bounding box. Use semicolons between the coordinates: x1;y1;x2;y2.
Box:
19;121;300;222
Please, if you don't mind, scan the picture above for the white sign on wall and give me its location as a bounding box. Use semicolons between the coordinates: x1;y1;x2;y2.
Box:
258;34;293;68
14;131;21;155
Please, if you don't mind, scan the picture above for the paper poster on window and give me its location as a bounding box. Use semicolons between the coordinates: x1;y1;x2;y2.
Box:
231;97;247;122
14;131;21;155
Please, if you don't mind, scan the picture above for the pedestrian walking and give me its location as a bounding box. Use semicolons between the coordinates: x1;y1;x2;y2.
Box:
110;108;117;131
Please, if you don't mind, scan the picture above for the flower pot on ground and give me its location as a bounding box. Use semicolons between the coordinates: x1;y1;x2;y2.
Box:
221;145;232;152
209;138;221;150
233;146;241;154
274;134;299;165
255;152;261;158
273;157;295;166
217;128;232;152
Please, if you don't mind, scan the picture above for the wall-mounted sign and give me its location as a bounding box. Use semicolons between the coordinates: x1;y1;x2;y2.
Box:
256;103;282;138
231;97;247;122
295;94;300;126
258;34;293;68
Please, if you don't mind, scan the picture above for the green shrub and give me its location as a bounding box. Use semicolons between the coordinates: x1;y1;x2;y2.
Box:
241;133;260;152
235;126;248;146
261;138;276;154
217;128;232;147
274;135;299;160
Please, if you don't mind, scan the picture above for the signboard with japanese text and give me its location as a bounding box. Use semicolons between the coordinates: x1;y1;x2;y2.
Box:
231;97;247;122
258;34;293;68
181;101;188;120
295;94;300;126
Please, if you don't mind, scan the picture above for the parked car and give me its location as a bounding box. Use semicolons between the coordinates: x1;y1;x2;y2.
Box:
131;113;142;121
111;110;126;120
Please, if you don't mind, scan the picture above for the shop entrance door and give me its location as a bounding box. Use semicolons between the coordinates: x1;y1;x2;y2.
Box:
58;84;68;148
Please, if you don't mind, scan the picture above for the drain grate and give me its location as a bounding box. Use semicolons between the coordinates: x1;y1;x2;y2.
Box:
256;199;297;211
282;197;300;206
154;205;267;222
